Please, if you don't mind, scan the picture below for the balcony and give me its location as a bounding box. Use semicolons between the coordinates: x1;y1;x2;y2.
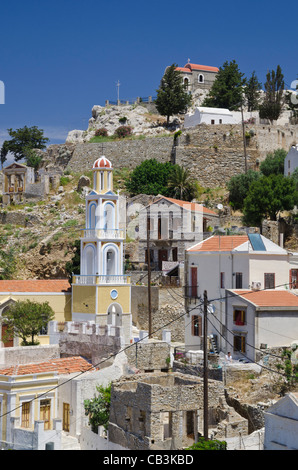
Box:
81;229;124;239
73;274;130;285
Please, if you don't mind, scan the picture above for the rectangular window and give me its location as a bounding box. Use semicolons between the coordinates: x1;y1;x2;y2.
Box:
220;272;225;289
191;267;198;298
290;269;298;289
22;402;30;428
233;309;246;326
192;315;202;336
235;272;243;288
264;273;275;289
234;335;246;353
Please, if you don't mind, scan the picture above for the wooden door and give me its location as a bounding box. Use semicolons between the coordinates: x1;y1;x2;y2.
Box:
158;249;168;270
63;403;70;432
1;324;13;347
40;399;51;430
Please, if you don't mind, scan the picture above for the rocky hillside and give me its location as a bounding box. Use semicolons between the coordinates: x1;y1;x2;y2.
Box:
0;176;87;280
66;104;181;143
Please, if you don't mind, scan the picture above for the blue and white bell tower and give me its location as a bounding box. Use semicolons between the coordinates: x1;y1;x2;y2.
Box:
71;156;132;344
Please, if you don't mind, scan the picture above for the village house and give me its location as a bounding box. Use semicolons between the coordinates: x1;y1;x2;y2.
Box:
138;196;218;271
0;356;96;450
184;233;295;354
184;107;236;128
225;289;298;362
264;392;298;450
284;144;298;176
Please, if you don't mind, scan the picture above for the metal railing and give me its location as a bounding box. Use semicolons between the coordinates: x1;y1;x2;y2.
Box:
81;229;124;239
73;274;130;285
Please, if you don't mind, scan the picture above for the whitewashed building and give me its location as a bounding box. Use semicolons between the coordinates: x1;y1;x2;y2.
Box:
264;393;298;450
184;107;236;128
184;234;295;354
284;145;298;176
225;289;298;362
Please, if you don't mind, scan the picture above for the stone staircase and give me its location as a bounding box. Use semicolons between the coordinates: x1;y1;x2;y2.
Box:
61;432;81;450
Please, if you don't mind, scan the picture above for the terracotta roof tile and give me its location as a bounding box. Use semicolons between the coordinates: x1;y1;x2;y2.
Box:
154;196;218;216
0;356;96;376
0;279;71;293
185;63;219;72
232;289;298;307
188;235;249;252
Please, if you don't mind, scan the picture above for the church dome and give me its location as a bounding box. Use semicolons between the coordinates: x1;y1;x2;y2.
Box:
93;156;113;169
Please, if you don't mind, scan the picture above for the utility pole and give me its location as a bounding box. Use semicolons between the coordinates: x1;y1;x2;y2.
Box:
203;290;208;440
241;102;247;173
147;213;152;338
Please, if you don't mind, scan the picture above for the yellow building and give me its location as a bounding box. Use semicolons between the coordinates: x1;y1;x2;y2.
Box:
71;156;132;344
0;356;95;448
0;280;71;347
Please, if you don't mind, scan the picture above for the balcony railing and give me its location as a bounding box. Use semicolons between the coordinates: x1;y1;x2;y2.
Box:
81;229;124;239
73;274;130;285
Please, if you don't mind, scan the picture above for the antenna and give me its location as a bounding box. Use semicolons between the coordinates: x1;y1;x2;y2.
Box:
116;80;121;103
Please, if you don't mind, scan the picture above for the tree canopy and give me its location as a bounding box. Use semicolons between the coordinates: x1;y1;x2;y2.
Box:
259;65;284;123
202;60;246;110
0;125;48;167
244;71;262;112
242;173;297;226
259;148;287;176
125;159;199;201
1;299;55;346
84;384;111;433
227;170;261;211
155;64;192;124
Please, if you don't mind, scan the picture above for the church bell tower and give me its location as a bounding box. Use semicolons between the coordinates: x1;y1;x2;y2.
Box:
71;156;131;344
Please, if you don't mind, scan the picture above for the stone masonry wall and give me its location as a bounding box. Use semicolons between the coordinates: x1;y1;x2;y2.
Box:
39;123;298;189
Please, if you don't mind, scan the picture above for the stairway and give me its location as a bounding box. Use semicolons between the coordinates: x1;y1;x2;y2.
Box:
61;432;81;450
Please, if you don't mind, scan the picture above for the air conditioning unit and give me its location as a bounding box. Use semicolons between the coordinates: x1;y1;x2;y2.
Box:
251;281;261;290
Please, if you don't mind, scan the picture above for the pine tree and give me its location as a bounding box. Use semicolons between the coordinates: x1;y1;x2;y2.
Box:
259;65;284;123
155;64;192;125
202;60;246;110
244;71;262;111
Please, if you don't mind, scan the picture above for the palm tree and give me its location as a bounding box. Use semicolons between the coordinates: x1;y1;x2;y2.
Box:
168;166;199;201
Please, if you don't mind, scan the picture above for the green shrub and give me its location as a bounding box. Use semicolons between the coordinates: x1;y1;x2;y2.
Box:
95;128;108;137
114;125;133;138
186;437;227;450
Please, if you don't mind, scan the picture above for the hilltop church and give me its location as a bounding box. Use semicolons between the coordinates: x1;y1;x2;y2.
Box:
0;156;132;348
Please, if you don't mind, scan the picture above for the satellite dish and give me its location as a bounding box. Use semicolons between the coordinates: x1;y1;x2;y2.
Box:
217;204;223;210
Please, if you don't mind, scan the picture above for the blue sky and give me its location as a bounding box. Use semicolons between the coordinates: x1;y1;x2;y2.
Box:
0;0;297;148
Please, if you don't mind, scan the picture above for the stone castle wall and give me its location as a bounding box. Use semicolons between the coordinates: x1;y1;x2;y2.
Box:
41;123;298;188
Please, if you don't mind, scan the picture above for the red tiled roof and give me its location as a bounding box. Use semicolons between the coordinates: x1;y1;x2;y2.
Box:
155;196;218;216
188;235;249;252
0;356;96;376
185;63;219;73
175;67;192;73
232;289;298;308
93;156;112;169
0;280;71;293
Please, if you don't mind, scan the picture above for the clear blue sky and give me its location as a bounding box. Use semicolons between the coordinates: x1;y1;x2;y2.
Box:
0;0;296;147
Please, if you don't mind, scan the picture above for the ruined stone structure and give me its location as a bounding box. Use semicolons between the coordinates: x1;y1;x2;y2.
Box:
108;372;248;450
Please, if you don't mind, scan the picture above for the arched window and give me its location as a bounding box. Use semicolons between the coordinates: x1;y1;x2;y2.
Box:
89;202;97;229
84;244;96;275
103;202;115;230
184;77;189;90
102;244;119;276
198;74;204;83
